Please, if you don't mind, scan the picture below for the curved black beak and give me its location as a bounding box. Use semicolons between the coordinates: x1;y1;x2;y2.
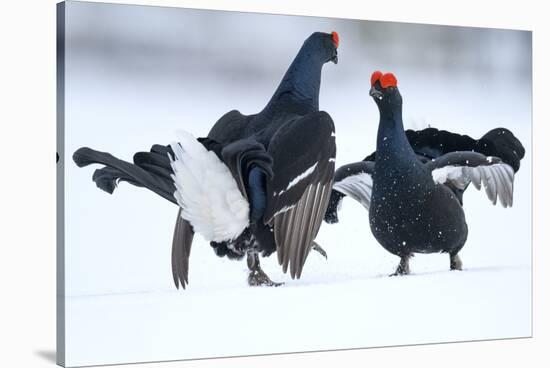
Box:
369;85;383;100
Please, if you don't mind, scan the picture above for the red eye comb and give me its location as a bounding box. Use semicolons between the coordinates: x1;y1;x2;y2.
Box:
380;73;398;88
331;31;339;48
371;71;398;88
371;71;383;86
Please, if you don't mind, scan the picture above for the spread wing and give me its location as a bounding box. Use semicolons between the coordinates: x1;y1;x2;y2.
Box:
207;109;251;144
427;151;515;208
264;112;336;279
324;161;375;224
333;161;375;210
362;127;525;173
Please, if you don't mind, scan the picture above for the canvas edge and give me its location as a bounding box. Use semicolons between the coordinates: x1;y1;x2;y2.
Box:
56;1;66;367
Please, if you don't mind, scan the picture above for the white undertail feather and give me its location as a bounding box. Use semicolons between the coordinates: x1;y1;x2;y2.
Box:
169;131;249;242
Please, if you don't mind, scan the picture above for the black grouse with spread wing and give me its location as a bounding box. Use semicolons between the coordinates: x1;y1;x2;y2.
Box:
74;32;339;288
325;71;524;275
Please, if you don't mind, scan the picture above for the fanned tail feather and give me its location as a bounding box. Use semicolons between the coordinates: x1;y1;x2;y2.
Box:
73;147;177;204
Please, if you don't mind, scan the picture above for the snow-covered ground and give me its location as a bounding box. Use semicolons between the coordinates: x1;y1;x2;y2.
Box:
61;3;531;367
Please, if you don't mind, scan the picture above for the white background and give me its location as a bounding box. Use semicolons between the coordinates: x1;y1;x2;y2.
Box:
0;0;548;368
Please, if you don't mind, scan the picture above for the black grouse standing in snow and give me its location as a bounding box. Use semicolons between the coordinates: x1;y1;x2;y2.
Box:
73;31;339;288
325;71;524;275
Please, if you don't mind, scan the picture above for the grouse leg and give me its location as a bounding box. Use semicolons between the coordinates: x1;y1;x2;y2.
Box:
247;252;283;287
390;255;411;276
450;253;463;271
311;241;328;259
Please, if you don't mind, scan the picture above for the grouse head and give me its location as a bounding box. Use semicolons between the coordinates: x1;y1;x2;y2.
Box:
369;71;402;109
304;31;339;64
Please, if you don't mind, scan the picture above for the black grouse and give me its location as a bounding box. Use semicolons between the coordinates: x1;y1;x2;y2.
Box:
73;31;340;288
324;71;525;275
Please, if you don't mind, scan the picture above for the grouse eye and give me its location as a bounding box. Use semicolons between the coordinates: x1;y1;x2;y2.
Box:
331;31;339;48
371;71;383;87
380;73;398;89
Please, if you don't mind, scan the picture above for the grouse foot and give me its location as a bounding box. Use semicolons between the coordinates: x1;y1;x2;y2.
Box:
312;241;328;259
450;254;463;271
390;255;411;276
247;253;283;287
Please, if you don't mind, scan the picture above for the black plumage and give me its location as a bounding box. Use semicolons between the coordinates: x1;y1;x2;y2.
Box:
363;127;524;173
325;71;524;275
73;31;339;288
